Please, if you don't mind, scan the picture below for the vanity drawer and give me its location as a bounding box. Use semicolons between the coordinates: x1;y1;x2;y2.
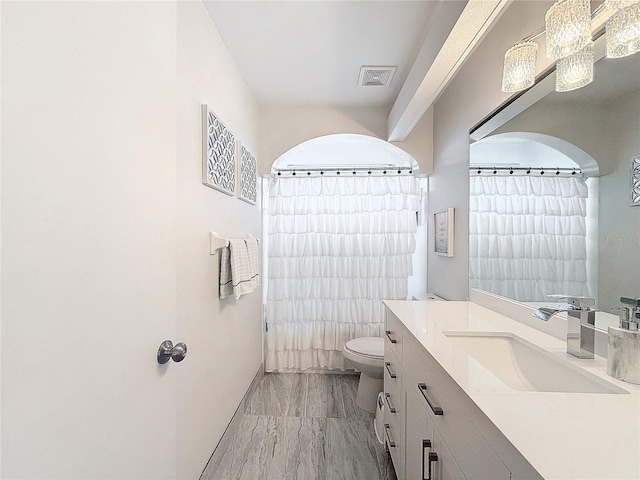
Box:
384;309;404;360
384;344;403;393
403;339;510;480
384;410;405;480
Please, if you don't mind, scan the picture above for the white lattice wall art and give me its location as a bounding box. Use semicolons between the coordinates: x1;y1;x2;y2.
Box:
202;105;235;195
633;156;640;206
238;143;257;205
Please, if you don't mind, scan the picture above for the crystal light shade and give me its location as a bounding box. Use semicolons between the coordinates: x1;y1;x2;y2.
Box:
606;2;640;57
502;41;538;93
605;0;639;9
556;42;594;91
545;0;592;59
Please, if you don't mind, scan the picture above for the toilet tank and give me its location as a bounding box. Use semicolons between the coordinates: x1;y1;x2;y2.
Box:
412;293;445;301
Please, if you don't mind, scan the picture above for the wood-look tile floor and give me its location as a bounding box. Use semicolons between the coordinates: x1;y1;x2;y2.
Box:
202;373;397;480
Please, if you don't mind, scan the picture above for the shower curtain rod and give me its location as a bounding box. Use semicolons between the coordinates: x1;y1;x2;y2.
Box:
273;165;414;176
470;166;582;176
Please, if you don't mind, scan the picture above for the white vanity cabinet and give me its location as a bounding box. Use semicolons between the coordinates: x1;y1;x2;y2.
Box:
384;306;541;480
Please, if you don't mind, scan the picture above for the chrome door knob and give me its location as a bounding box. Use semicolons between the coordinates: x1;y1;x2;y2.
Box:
171;342;187;362
157;340;188;364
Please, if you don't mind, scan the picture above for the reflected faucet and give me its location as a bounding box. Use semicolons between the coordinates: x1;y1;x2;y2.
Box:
533;296;596;359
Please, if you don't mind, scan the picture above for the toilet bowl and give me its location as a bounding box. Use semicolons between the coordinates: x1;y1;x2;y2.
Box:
343;337;384;413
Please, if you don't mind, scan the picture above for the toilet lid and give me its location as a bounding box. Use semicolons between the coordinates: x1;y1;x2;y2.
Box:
345;337;384;359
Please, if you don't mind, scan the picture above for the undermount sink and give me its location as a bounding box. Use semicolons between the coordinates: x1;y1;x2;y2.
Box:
443;331;627;394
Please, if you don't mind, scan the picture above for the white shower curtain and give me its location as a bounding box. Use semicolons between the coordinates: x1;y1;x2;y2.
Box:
469;175;590;302
266;176;419;371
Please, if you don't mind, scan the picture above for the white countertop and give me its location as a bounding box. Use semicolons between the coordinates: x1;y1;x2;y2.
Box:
384;300;640;480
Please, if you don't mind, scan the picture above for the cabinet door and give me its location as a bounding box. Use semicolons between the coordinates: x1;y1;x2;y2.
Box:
406;387;465;480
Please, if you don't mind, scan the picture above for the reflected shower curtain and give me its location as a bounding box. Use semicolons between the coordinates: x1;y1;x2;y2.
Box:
469;175;590;302
266;176;419;371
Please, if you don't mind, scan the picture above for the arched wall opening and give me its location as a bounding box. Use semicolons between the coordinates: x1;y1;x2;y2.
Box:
263;134;427;371
270;133;420;175
470;132;599;176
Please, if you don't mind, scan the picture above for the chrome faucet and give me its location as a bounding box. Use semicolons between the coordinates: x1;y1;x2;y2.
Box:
533;296;596;359
618;297;640;331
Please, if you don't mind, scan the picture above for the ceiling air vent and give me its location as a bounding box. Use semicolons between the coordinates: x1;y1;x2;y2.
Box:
358;66;397;87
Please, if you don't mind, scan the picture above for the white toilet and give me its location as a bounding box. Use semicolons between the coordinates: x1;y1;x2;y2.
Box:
343;336;384;413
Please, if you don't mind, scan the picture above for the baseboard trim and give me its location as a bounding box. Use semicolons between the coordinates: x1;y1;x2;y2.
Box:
199;363;264;479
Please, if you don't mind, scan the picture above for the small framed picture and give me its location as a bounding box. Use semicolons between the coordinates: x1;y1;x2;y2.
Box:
434;208;455;257
202;104;235;195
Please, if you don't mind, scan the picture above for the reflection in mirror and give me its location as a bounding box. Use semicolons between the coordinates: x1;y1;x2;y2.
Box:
469;35;640;331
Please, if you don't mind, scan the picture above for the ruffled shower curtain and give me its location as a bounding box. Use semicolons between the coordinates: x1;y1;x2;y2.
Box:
266;176;419;371
469;175;590;302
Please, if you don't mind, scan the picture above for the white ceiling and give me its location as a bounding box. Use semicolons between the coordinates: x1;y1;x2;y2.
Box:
203;1;443;108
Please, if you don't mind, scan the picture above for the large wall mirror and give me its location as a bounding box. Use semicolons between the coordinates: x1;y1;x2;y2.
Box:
469;33;640;331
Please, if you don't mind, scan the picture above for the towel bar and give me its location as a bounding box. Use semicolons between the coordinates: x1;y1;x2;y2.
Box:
209;231;260;255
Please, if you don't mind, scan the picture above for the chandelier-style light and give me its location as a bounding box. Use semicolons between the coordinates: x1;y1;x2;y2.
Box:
545;0;592;59
501;41;538;93
556;41;594;91
606;1;640;58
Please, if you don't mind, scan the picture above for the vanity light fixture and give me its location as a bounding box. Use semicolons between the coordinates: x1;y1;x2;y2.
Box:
501;0;640;94
606;0;640;58
556;41;594;91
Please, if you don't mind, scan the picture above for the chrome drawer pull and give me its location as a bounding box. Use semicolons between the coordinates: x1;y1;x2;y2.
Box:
384;423;396;448
385;330;398;344
418;383;444;415
384;392;397;413
384;361;397;378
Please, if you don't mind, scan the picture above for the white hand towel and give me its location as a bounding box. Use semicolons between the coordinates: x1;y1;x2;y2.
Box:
245;237;260;290
229;238;254;299
219;246;234;300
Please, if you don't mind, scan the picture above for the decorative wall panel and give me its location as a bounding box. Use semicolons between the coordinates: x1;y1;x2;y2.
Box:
239;144;257;205
202;105;235;195
632;156;640;206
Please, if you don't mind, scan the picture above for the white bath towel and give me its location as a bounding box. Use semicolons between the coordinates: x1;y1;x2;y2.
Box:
245;237;260;290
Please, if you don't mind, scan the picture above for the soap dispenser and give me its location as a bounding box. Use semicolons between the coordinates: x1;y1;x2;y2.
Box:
607;297;640;384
